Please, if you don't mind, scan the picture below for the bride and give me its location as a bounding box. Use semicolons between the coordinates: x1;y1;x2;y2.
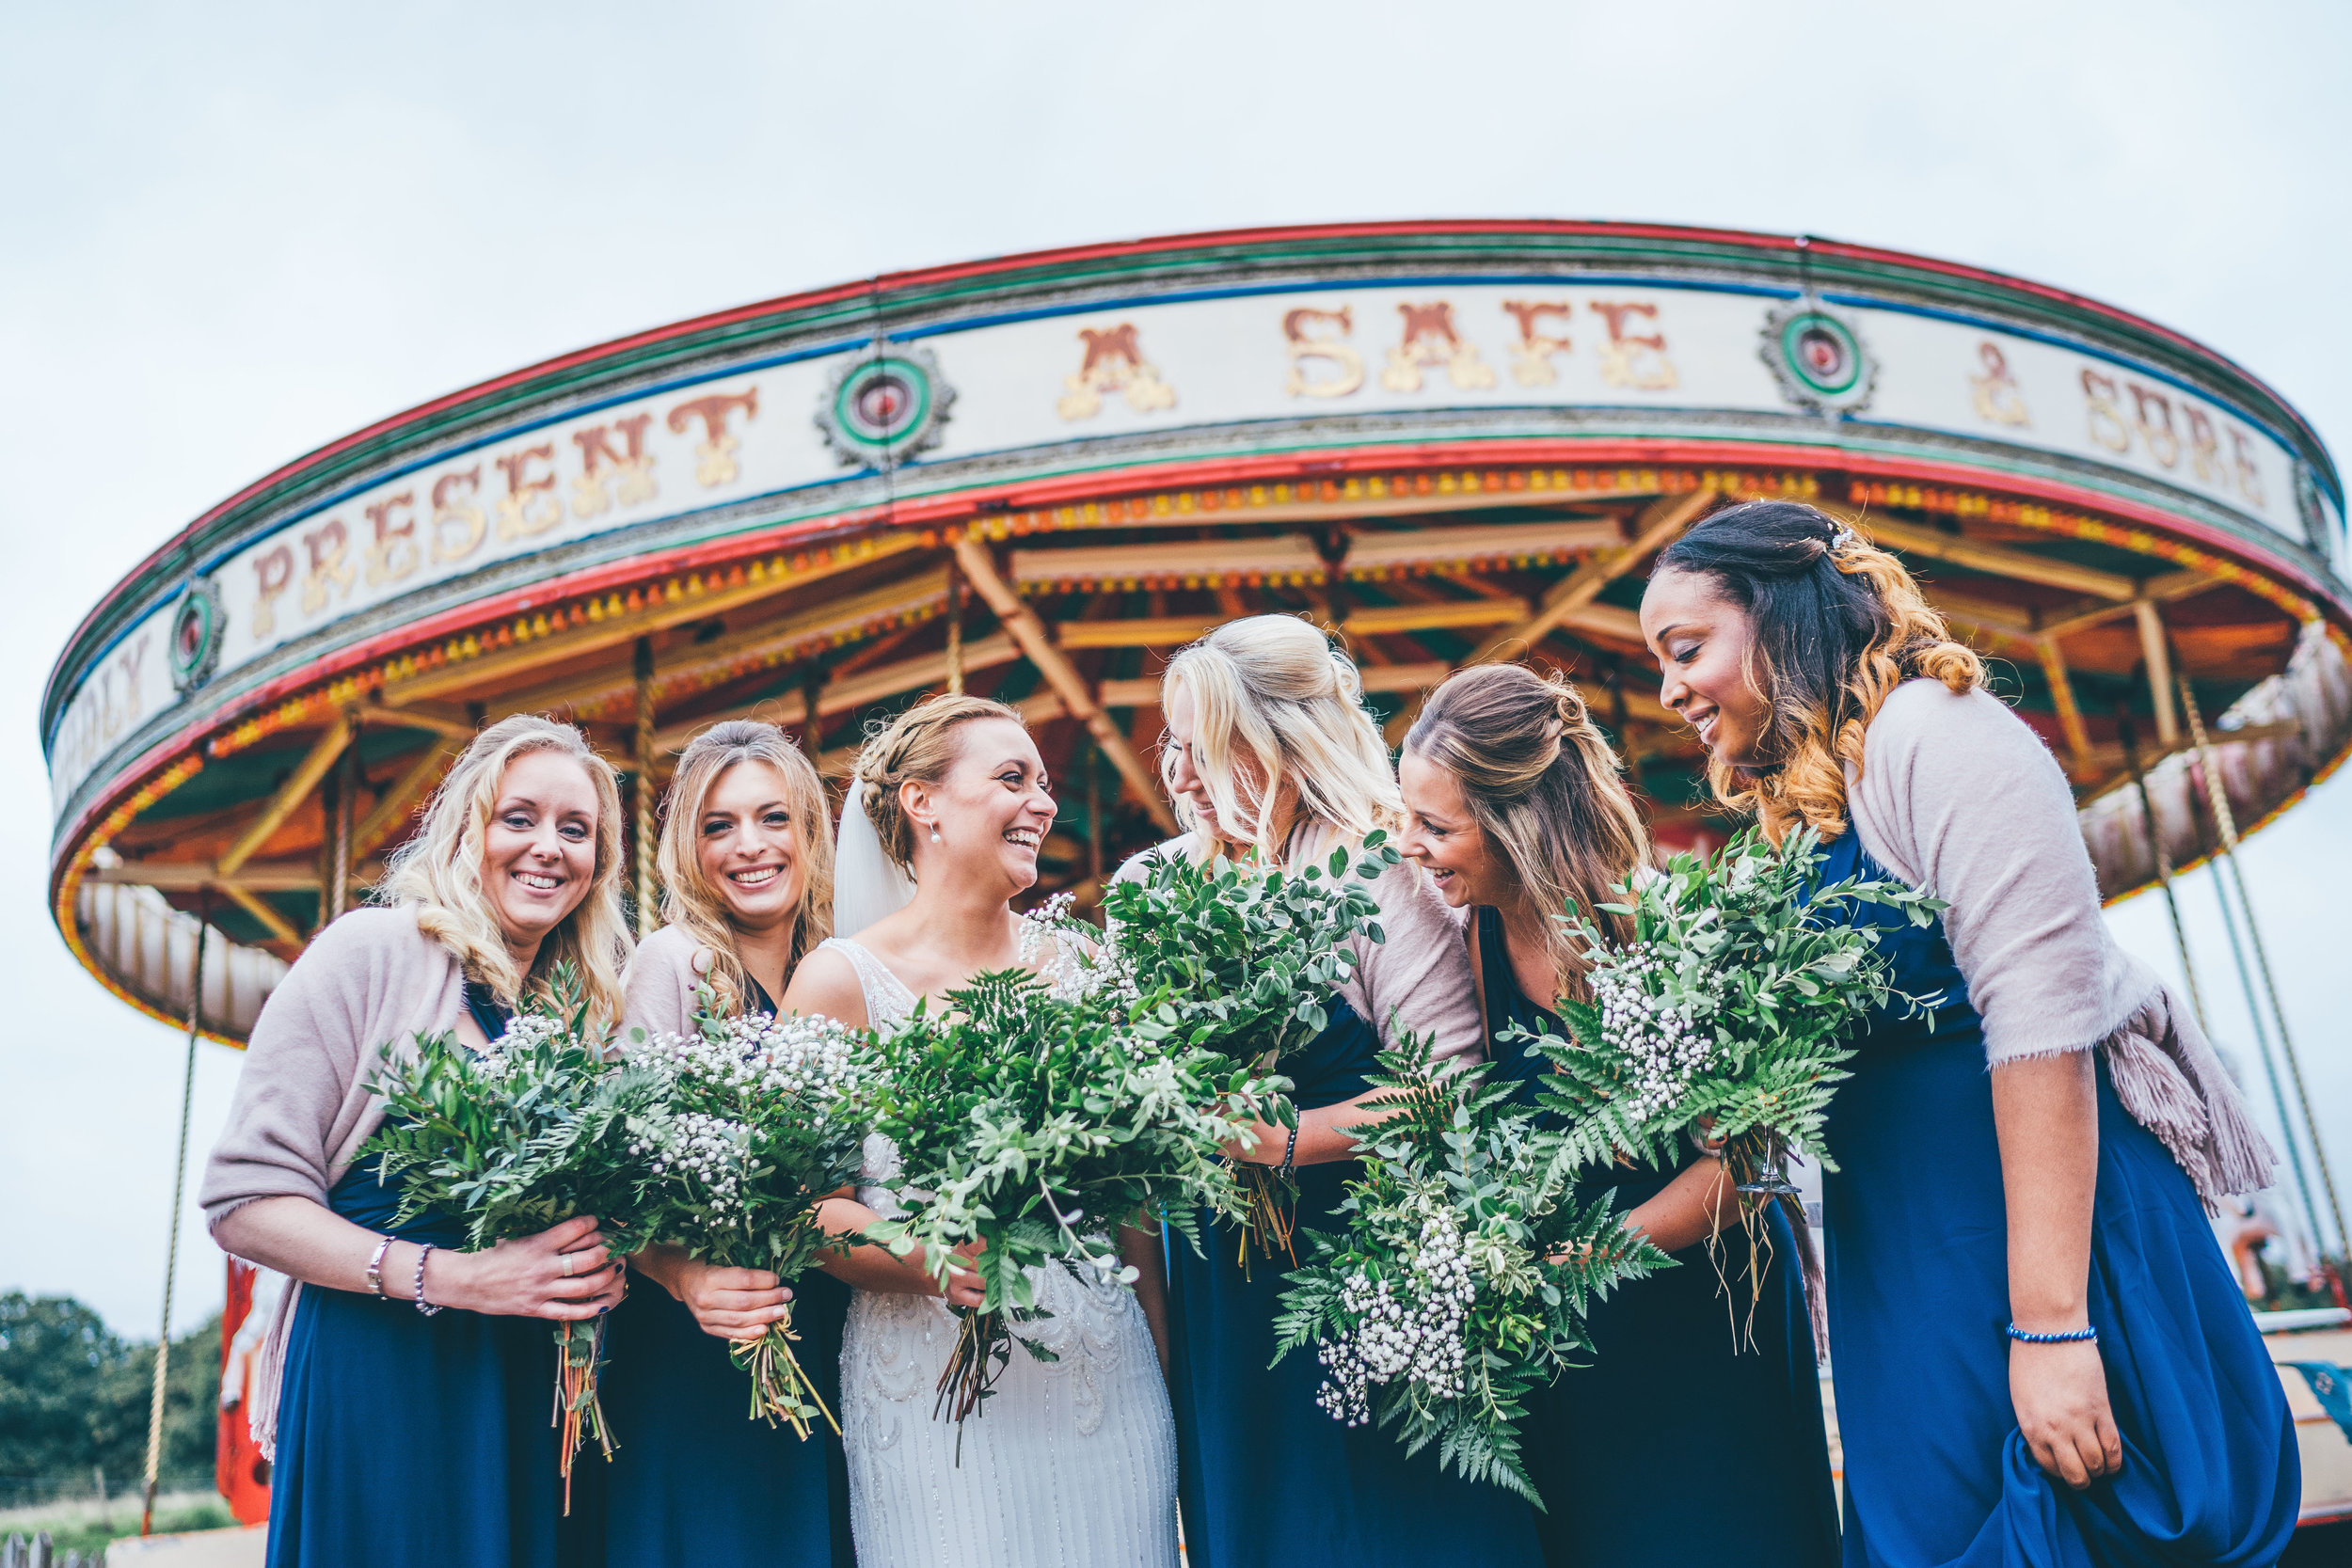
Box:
781;693;1180;1568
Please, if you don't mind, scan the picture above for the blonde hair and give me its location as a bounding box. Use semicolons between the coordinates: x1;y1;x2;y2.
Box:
852;692;1026;872
1653;499;1984;843
377;713;630;1024
1161;614;1401;863
655;720;834;1016
1406;665;1651;1002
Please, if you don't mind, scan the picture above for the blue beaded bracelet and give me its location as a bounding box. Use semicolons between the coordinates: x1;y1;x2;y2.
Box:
2007;1323;2097;1344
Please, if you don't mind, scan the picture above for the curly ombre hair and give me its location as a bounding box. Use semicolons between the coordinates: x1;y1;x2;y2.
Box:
1161;614;1402;862
656;720;834;1015
376;714;630;1023
1653;499;1984;843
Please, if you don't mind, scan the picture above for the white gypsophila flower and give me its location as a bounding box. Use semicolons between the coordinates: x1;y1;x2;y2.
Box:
1019;894;1144;1007
1314;1202;1477;1427
1588;949;1713;1123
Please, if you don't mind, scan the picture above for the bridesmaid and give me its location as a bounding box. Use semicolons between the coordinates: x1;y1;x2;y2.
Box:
1397;662;1838;1568
599;720;854;1568
1133;614;1544;1568
1640;499;2298;1566
199;715;633;1568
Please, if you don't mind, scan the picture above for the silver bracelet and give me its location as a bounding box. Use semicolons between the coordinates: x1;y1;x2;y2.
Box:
413;1243;444;1316
365;1235;394;1298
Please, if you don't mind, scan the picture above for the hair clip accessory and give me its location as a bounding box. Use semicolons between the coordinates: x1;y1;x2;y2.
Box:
1827;526;1858;552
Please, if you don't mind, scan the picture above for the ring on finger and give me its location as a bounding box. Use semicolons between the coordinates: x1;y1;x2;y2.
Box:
560;1252;574;1278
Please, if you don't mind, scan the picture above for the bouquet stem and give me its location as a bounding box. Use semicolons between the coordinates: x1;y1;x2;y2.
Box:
732;1306;839;1439
550;1316;613;1513
1231;1161;1297;1274
931;1307;1011;1452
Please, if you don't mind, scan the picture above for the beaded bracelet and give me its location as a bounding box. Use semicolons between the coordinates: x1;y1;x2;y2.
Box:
413;1243;444;1317
365;1235;394;1298
1279;1122;1300;1176
2007;1323;2097;1344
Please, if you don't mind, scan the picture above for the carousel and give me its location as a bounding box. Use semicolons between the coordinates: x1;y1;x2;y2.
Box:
41;220;2352;1529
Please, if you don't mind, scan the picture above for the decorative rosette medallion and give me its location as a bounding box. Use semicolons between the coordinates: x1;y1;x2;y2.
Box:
1759;298;1877;417
168;574;225;694
815;342;956;470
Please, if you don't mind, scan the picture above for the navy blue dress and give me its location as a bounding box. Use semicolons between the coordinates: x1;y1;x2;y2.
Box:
1167;993;1545;1568
269;985;587;1568
1476;907;1840;1568
1816;829;2299;1567
596;976;856;1568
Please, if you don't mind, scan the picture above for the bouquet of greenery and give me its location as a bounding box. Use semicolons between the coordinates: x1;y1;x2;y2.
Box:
863;933;1285;1432
1272;1036;1669;1505
622;996;871;1438
1526;826;1944;1328
362;965;664;1507
1093;832;1401;1259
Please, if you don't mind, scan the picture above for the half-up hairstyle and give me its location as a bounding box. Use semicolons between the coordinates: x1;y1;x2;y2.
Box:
656;720;834;1016
1161;614;1402;863
1653;499;1984;842
1406;664;1651;1001
377;713;630;1024
852;692;1025;873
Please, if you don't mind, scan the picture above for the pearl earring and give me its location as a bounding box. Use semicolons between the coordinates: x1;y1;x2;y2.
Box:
930;826;942;845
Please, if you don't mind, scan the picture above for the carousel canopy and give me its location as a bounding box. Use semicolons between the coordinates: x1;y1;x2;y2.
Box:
43;220;2350;1043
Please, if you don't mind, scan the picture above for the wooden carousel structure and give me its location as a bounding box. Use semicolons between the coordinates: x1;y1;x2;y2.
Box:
40;220;2352;1526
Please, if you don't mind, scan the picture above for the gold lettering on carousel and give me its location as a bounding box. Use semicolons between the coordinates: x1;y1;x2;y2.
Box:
250;545;294;640
1379;302;1495;393
2185;408;2224;485
571;414;658;517
1502;301;1573;388
2080;369;2131;453
1969;341;2030;426
2130;385;2180;468
667;388;760;487
431;467;486;562
494;443;563;541
299;518;357;616
2231;428;2266;507
1057;324;1177;420
1283;308;1362;398
1589;302;1677;390
364;491;421;587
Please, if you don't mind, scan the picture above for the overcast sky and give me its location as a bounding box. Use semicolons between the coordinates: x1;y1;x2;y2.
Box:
5;0;2347;1338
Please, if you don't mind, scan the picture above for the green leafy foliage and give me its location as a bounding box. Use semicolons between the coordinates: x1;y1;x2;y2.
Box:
1272;1037;1669;1506
1528;825;1945;1182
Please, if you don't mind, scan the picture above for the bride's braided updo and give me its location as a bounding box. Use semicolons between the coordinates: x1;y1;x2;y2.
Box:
852;692;1024;871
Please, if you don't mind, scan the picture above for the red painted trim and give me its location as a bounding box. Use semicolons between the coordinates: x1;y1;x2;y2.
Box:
51;434;2351;891
61;219;2327;661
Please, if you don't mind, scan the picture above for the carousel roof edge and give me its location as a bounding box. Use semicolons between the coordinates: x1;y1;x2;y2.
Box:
42;219;2341;737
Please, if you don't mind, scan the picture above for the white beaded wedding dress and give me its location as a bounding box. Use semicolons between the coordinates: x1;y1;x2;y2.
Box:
821;934;1180;1568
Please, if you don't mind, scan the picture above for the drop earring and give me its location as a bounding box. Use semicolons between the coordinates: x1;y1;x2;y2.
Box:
930;826;942;844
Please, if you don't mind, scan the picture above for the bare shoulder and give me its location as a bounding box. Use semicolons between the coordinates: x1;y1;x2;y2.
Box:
780;942;869;1030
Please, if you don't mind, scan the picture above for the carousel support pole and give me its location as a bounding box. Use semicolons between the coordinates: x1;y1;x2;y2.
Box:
143;897;209;1537
2178;675;2348;1280
1086;741;1104;893
2135;600;2179;747
2037;635;2096;778
633;638;657;937
945;558;965;696
329;709;359;921
2115;710;2210;1032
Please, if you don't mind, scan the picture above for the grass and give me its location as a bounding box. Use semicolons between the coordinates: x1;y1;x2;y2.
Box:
0;1491;237;1556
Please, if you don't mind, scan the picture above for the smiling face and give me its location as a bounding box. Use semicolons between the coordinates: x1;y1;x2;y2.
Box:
1163;679;1267;848
694;759;806;934
902;717;1057;891
1640;566;1775;769
1397;748;1509;911
482;748;601;965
